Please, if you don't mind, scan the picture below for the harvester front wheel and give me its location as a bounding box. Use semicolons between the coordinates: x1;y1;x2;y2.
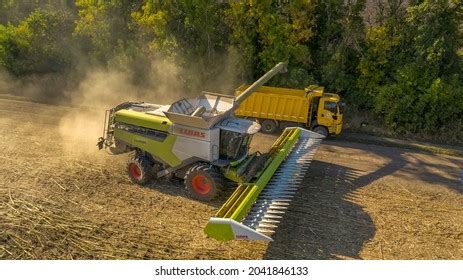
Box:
184;163;225;201
127;153;154;185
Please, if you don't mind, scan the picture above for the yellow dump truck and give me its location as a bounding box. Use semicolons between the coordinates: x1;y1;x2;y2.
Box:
234;85;343;136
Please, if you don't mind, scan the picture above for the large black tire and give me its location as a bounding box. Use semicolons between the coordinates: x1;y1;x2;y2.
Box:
127;152;154;185
184;163;225;201
313;126;328;137
261;119;278;134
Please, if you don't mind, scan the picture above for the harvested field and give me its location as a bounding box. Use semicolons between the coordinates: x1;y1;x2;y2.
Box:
0;97;462;259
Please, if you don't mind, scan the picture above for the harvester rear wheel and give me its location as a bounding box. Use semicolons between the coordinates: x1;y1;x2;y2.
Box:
184;163;225;201
127;153;154;185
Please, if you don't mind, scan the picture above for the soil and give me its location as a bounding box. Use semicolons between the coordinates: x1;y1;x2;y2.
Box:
0;97;462;259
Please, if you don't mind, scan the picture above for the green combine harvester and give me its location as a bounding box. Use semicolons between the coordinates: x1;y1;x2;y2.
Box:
97;62;324;241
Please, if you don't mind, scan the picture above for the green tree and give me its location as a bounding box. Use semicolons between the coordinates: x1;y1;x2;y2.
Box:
74;0;143;66
133;0;230;91
359;0;463;134
0;8;76;75
357;25;401;108
310;0;366;94
226;1;316;87
0;0;75;25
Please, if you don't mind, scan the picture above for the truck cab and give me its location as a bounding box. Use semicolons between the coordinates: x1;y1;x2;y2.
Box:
311;93;343;136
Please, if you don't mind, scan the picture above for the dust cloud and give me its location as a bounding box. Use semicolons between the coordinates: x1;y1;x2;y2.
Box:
1;53;241;156
0;68;74;102
57;58;187;154
56;52;242;155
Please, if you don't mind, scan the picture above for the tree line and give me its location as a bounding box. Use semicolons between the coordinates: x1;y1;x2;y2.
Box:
0;0;462;139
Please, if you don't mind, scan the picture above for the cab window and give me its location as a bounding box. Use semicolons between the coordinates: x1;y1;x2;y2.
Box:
324;101;338;114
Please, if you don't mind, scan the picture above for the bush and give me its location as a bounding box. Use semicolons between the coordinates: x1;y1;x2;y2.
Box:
0;9;76;76
375;64;463;134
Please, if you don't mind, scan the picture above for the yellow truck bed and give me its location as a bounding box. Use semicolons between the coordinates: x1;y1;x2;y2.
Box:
234;85;318;124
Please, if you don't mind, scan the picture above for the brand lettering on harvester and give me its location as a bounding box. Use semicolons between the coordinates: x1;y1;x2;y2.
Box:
178;128;206;138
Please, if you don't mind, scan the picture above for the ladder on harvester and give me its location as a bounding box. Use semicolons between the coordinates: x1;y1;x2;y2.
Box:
204;127;323;241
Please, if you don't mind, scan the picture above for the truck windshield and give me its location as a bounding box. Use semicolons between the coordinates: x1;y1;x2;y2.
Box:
324;101;338;114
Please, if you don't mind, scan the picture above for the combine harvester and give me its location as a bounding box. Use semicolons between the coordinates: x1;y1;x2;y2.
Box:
97;63;324;241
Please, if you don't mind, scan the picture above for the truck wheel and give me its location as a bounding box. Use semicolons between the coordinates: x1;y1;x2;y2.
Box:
261;119;278;134
313;126;328;137
184;163;225;201
127;153;154;185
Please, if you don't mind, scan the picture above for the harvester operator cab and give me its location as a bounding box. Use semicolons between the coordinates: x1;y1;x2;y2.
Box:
218;117;260;163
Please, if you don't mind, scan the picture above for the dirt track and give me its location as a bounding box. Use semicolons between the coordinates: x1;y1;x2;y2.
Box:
0;97;462;259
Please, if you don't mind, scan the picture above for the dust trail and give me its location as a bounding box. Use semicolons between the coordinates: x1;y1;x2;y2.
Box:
56;53;242;156
57;59;186;155
1;53;241;156
203;48;242;95
0;68;75;102
0;69;17;95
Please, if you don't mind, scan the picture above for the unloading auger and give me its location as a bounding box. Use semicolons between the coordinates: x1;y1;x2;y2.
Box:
97;62;324;241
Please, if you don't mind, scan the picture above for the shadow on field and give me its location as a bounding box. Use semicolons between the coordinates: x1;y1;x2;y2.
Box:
331;141;463;194
264;160;377;259
265;139;462;259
